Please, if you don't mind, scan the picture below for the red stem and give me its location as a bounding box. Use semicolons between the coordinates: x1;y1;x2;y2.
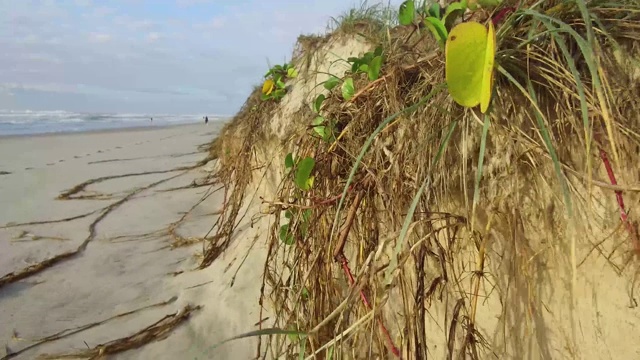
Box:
339;255;401;358
599;148;640;252
492;7;515;25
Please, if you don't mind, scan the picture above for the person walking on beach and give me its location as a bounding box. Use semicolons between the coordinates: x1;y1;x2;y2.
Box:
205;116;209;125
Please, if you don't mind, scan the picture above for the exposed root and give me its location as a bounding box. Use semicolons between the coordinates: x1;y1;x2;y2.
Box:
168;184;223;248
11;230;69;242
57;169;184;200
58;155;213;200
2;297;178;360
158;181;220;193
37;305;201;360
0;172;186;290
1;210;101;229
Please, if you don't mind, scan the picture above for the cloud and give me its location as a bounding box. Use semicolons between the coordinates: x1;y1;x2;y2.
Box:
0;0;404;114
175;0;213;6
88;32;112;43
74;0;92;7
146;32;161;42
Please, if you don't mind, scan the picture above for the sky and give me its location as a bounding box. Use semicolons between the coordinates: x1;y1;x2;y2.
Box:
0;0;401;115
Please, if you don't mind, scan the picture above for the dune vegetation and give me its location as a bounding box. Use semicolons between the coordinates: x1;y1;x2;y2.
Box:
206;0;640;358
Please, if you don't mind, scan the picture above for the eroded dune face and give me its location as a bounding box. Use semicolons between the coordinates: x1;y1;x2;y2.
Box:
210;14;640;359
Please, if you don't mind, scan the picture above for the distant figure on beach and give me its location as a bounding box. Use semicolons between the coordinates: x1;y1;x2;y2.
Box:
150;117;153;123
205;116;209;125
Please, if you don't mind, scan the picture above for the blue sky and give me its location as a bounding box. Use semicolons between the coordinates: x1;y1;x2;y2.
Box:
0;0;401;115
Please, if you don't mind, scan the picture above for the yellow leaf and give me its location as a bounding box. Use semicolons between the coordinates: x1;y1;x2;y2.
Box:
481;21;496;113
262;79;275;95
446;21;487;109
445;21;496;113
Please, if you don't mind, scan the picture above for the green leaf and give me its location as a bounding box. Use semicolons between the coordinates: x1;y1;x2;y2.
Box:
324;76;340;91
312;116;327;139
398;0;416;26
285;210;293;219
358;64;369;72
341;77;355;101
273;89;286;99
302;209;312;222
443;2;466;30
285;153;295;169
301;287;310;300
295;157;315;191
478;0;501;8
424;17;448;48
313;94;325;113
427;3;442;19
368;56;382;81
279;224;294;245
207;328;306;352
287;67;298;78
445;21;495;113
374;45;383;57
276;79;286;89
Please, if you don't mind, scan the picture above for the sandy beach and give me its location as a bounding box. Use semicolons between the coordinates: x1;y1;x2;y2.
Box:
0;124;267;359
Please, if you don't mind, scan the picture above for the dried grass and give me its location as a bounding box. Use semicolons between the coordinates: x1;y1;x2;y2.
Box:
206;0;640;358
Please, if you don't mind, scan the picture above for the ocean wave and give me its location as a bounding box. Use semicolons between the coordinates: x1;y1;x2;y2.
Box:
0;110;228;136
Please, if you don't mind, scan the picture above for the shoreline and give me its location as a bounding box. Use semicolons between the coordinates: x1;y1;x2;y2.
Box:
0;120;227;140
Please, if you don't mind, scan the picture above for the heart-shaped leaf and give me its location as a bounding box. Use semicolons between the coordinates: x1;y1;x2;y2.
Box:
445;21;496;113
342;77;355;101
480;21;495;113
424;17;448;48
287;67;298;78
427;3;442;19
295;157;315;191
313;94;325;113
285;153;294;170
398;0;416;26
312;116;327;139
368;55;382;81
324;76;340;90
279;224;294;245
443;2;467;30
262;79;274;95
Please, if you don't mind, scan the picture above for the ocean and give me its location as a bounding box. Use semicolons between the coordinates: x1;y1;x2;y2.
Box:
0;110;227;136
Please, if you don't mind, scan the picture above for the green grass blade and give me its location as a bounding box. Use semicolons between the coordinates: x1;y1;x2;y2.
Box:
518;9;601;93
329;83;447;242
384;120;457;286
472;113;490;230
496;65;572;216
206;328;307;353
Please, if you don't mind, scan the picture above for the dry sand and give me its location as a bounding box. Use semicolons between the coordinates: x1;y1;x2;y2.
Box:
0;124;268;359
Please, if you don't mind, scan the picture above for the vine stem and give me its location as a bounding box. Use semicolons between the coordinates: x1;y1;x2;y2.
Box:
336;254;401;358
332;182;400;358
599;147;640;253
